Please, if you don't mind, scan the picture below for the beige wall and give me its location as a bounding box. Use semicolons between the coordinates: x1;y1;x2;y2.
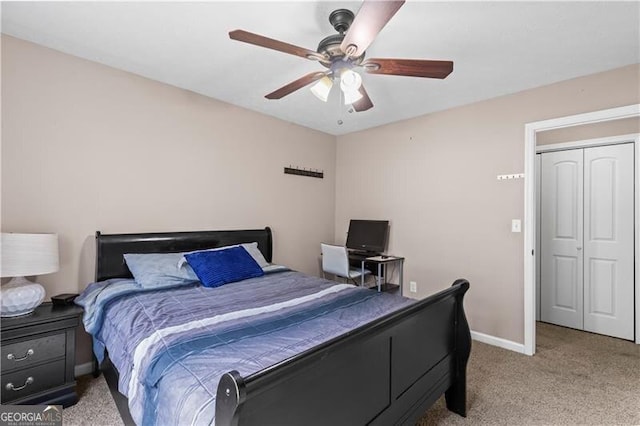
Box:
335;63;639;344
2;33;639;360
537;117;640;145
1;36;337;363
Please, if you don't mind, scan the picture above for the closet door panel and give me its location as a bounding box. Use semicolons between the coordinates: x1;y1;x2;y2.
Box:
540;150;584;330
583;143;634;340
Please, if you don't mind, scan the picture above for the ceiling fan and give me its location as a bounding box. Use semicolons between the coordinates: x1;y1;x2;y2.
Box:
229;0;453;112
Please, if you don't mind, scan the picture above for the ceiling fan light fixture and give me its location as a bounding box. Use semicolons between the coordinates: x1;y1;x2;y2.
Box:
340;69;362;92
340;69;363;105
310;76;333;102
343;88;363;105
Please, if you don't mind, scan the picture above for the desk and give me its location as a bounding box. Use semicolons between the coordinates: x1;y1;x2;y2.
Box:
360;256;404;295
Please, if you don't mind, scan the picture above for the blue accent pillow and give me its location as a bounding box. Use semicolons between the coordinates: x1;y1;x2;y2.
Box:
124;253;199;289
185;246;264;288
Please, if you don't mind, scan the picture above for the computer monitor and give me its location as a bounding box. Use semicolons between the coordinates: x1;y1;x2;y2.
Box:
345;220;389;254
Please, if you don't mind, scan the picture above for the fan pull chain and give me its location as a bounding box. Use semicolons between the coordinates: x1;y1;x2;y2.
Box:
337;82;344;125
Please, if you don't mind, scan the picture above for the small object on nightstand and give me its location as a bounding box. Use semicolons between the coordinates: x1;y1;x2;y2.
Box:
51;293;79;306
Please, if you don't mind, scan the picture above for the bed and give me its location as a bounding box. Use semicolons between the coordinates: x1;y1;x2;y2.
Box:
79;227;471;425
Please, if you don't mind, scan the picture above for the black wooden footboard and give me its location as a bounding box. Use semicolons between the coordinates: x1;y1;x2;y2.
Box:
216;279;471;426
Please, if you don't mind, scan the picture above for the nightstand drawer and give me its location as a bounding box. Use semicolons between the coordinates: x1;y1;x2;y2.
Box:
0;333;65;372
1;359;65;403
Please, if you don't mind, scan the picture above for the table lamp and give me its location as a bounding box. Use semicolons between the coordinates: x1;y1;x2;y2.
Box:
1;233;59;317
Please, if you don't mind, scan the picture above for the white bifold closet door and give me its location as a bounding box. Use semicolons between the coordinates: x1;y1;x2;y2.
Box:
540;143;634;340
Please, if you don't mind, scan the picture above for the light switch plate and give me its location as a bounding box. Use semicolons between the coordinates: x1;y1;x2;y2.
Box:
512;219;522;233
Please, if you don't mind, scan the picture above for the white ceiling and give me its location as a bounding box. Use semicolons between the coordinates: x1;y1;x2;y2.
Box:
2;1;639;136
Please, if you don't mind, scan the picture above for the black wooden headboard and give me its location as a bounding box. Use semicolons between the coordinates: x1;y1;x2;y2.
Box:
95;227;273;281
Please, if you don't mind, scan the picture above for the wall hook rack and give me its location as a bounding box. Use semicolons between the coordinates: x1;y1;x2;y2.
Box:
284;165;324;179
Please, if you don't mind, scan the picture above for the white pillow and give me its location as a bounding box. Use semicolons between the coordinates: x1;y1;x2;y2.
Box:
177;242;269;269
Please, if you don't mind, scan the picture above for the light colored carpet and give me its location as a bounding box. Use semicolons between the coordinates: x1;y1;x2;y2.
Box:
63;322;640;425
419;322;640;425
63;368;123;426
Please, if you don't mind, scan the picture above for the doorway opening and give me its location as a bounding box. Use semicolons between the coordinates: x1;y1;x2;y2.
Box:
524;104;640;355
536;136;636;341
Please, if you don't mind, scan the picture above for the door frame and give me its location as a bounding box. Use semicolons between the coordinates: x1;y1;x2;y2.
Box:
524;104;640;355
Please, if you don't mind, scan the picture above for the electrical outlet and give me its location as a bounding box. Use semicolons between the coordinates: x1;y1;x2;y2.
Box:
410;281;417;293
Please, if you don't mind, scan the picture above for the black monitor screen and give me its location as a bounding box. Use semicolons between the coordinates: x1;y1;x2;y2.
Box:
346;220;389;253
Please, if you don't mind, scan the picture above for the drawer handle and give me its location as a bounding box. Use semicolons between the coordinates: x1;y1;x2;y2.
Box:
7;349;34;362
5;377;34;391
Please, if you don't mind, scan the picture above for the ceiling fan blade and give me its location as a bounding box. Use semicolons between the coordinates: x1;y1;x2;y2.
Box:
229;30;327;62
352;85;373;112
362;58;454;79
340;0;405;58
266;72;329;100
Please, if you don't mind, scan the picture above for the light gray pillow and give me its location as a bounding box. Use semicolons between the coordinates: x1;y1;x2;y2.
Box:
124;252;199;288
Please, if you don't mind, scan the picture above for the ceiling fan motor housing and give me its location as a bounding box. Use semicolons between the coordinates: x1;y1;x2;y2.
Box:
317;9;364;68
329;9;354;33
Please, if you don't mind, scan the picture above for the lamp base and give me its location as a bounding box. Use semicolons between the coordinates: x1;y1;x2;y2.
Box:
1;276;46;317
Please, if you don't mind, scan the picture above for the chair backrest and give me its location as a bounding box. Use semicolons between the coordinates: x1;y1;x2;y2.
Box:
321;243;350;278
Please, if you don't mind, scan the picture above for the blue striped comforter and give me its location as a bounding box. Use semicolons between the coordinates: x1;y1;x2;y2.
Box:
76;269;414;425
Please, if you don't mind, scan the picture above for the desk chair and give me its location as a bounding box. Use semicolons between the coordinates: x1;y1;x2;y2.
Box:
321;243;372;285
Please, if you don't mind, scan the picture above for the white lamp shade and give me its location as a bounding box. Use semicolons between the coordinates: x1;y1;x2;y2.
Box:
339;69;362;92
1;233;59;277
343;89;363;105
310;76;333;102
339;69;363;105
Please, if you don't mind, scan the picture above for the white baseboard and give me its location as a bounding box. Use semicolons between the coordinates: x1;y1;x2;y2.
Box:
74;361;94;378
471;330;527;355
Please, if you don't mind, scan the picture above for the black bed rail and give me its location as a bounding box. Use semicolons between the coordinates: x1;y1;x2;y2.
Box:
216;279;471;426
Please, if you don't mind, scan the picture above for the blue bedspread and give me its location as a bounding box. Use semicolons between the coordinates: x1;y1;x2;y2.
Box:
77;270;414;425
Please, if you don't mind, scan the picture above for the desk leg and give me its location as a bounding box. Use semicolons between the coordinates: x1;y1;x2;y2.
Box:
361;260;365;287
377;263;382;292
399;258;404;296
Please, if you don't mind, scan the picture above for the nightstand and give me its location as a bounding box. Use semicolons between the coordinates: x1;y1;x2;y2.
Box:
0;303;83;407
